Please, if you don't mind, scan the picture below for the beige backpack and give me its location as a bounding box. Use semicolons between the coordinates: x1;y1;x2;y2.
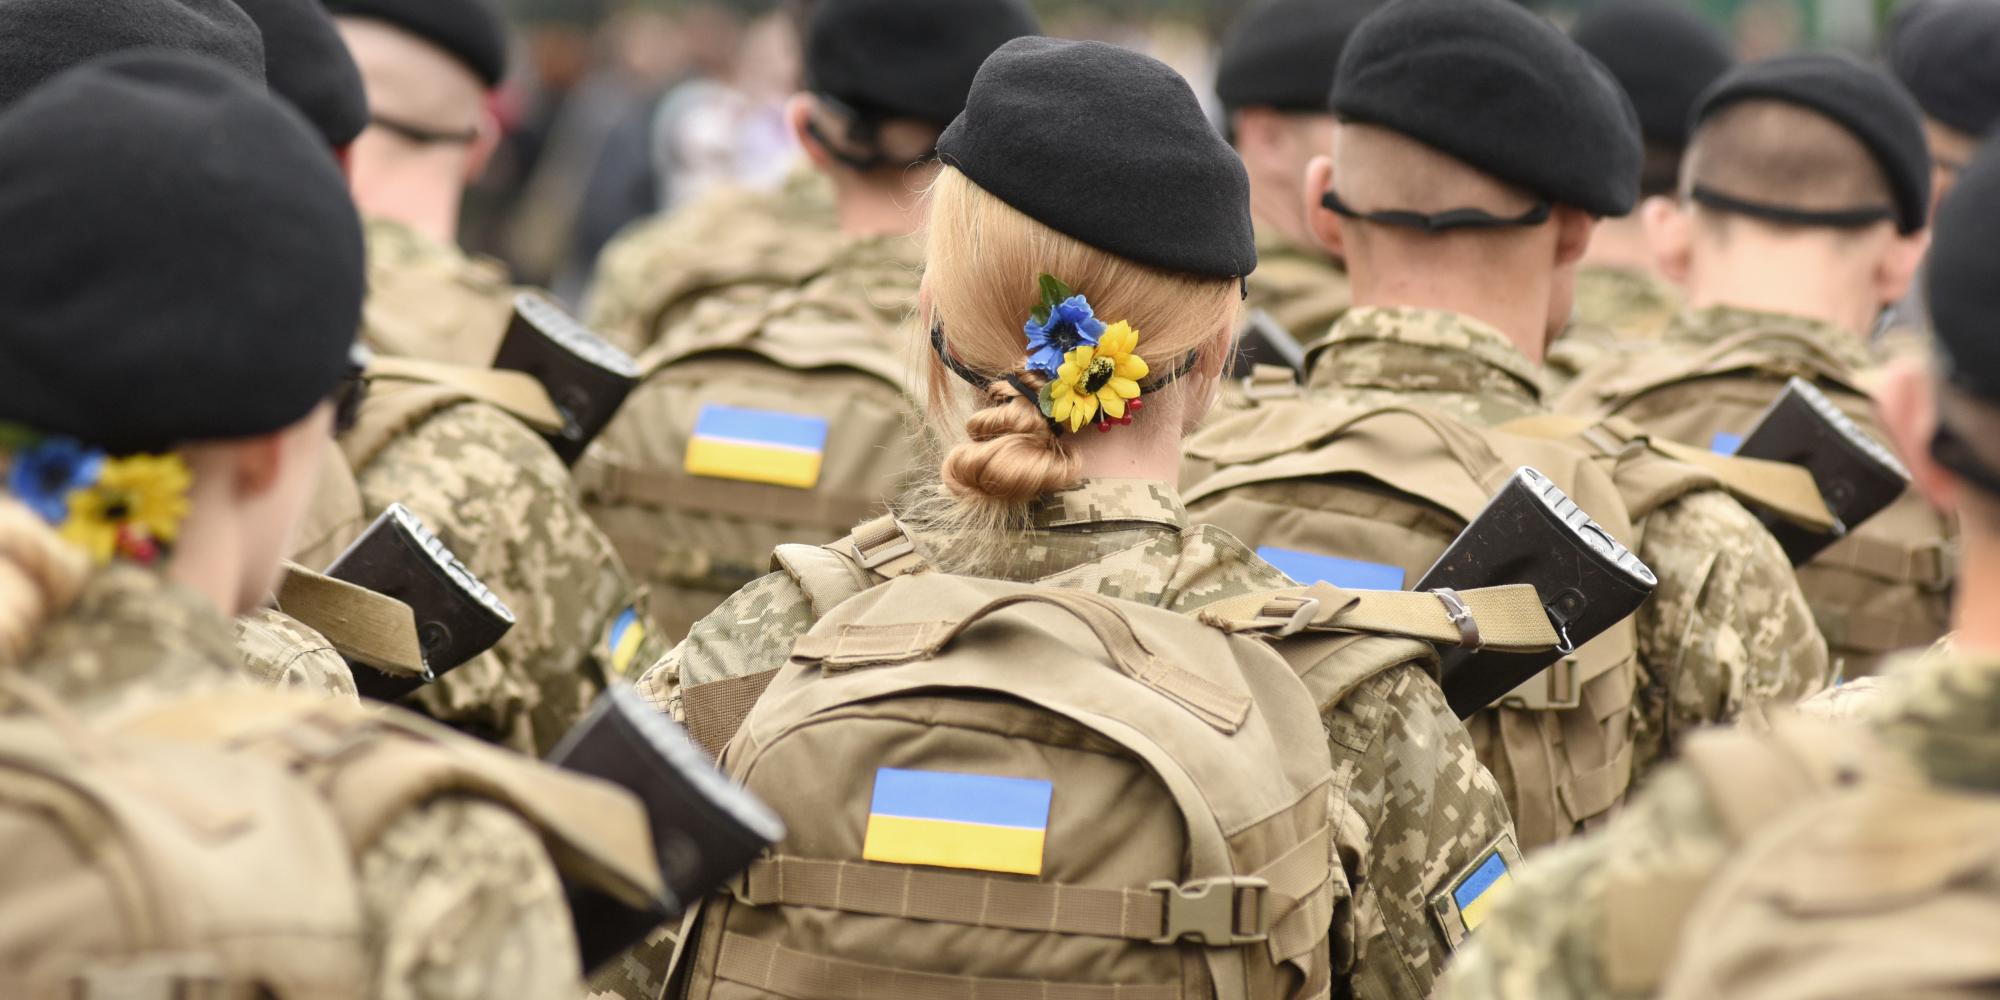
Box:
1559;325;1955;676
1600;716;2000;999
578;284;922;642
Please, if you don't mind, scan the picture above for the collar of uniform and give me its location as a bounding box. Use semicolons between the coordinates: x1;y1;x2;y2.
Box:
1301;305;1546;404
1874;642;2000;793
1029;479;1189;531
1664;304;1876;372
363;215;508;289
17;562;243;716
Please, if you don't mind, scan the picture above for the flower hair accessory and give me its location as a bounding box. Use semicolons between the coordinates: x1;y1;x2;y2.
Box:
1;424;190;566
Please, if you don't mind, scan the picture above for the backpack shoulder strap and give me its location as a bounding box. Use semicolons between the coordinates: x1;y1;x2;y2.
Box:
360;357;564;438
1196;581;1559;653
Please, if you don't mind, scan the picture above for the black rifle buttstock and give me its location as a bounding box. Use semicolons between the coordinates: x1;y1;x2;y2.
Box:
493;292;643;466
547;684;786;974
1228;309;1308;378
1732;377;1912;566
325;503;516;701
1416;467;1657;719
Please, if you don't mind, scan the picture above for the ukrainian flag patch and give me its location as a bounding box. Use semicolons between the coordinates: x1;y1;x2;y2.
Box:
1431;835;1519;949
606;606;646;676
1257;546;1406;590
862;768;1053;877
1710;431;1744;455
683;404;829;490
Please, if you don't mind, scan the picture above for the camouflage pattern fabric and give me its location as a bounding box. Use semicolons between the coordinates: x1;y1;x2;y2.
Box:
359;217;520;368
584;166;843;357
16;563;248;721
234;607;360;702
1247;226;1351;346
353;400;667;755
1303;306;1827;775
625;479;1514;1000
1437;644;1998;1000
1568;264;1682;341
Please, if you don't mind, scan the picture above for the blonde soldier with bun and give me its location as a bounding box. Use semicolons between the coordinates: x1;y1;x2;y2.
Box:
635;37;1521;1000
1439;133;2000;1000
580;0;1041;641
316;0;668;754
1187;0;1826;848
0;52;660;998
1559;53;1953;678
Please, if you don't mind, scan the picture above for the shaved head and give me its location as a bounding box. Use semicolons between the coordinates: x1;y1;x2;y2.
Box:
1332;122;1544;221
1683;100;1898;230
336;16;484;134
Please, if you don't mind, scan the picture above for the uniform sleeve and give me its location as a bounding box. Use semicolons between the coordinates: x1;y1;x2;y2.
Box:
233;608;360;702
1631;489;1831;769
356;401;659;755
358;795;583;1000
1435;766;1733;1000
1332;662;1516;1000
633;570;818;722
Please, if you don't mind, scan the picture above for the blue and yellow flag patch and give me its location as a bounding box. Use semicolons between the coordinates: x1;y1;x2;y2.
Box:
862;768;1053;877
1257;546;1406;590
1452;849;1513;931
605;606;646;676
683;404;829;490
1710;431;1744;455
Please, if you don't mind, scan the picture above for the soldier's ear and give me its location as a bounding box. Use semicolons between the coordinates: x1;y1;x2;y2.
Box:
1643;195;1693;285
1551;206;1594;268
1303;155;1345;260
1874;228;1931;310
463;105;502;183
1876;360;1959;515
787;94;835;172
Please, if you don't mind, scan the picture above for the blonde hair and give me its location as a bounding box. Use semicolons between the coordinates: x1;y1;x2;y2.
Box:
0;497;88;665
914;167;1239;539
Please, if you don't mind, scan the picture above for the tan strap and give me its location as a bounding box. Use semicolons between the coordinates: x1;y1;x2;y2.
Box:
1240;365;1301;401
1196;582;1558;653
681;669;780;759
790;589;1254;733
366;355;565;433
1820;531;1955;587
274;563;426;677
838;514;930;578
714;932;1181;1000
1499;414;1836;532
581;460;886;531
770;543;879;621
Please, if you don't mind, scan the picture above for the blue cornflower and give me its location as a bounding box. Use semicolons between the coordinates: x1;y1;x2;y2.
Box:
6;437;104;525
1023;294;1106;375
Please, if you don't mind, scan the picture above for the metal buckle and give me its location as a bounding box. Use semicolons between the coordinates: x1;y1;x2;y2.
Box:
1148;877;1271;946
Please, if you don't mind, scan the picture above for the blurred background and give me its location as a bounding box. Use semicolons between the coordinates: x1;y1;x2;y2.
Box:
467;0;1911;304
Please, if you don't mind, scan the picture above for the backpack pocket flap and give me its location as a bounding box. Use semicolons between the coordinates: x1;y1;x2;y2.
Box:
1756;786;2000;914
792;621;957;669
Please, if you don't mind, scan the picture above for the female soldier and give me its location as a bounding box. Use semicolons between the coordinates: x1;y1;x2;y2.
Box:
639;36;1518;1000
0;54;653;999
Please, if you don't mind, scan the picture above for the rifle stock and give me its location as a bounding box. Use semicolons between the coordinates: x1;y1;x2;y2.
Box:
1731;377;1911;565
493;292;642;465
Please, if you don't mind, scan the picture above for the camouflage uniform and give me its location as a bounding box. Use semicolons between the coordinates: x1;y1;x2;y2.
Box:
1436;643;1998;1000
1547;267;1684;393
359;216;519;368
585;166;844;358
12;562;585;1000
614;480;1516;1000
1247;226;1351;344
234;606;360;701
1302;306;1828;771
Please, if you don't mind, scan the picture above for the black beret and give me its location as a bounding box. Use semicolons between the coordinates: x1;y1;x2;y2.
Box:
1215;0;1382;113
235;0;369;147
1332;0;1643;217
806;0;1041;126
324;0;509;87
1571;0;1734;148
0;52;365;452
937;37;1255;279
1694;52;1932;235
0;0;265;112
1888;0;2000;139
1928;135;2000;401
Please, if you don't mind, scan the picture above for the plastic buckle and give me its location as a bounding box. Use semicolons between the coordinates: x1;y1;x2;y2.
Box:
1148;877;1271;946
1263;596;1322;637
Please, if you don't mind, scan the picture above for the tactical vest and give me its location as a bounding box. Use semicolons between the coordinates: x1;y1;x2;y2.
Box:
1560;325;1955;676
1601;715;2000;999
663;526;1555;1000
578;296;921;643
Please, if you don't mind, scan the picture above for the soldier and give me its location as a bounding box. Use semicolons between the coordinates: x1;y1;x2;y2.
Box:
1558;53;1953;678
320;0;669;754
1547;0;1735;383
578;0;1040;641
1213;0;1380;348
632;36;1518;1000
0;52;658;997
1438;131;2000;1000
1187;0;1826;847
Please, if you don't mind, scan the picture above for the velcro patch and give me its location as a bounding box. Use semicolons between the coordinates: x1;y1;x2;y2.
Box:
862;768;1053;877
1430;833;1520;950
1709;431;1744;456
1257;546;1406;590
684;404;829;489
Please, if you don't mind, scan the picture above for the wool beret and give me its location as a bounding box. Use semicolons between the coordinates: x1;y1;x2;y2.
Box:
937;37;1256;279
1571;0;1734;148
1694;52;1932;235
1888;0;2000;140
324;0;509;86
1215;0;1383;113
806;0;1040;126
235;0;369;147
0;0;264;112
0;52;365;453
1332;0;1643;217
1927;136;2000;401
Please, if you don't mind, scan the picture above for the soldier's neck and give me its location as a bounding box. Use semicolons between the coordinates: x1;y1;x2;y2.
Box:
1067;387;1201;486
1685;240;1880;340
1348;266;1553;364
1951;530;2000;656
1581;215;1658;274
1249;179;1318;255
350;162;463;248
834;171;929;239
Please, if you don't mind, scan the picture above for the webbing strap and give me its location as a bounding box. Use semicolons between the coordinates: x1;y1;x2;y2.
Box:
842;515;929;577
734;858;1169;939
582;461;885;531
1820;531;1955;587
714;933;1182;1000
364;355;565;432
1197;583;1557;653
274;562;426;676
681;670;780;759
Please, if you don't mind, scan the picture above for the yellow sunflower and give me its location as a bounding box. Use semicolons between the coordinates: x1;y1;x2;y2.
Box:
1046;321;1150;433
60;454;192;565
